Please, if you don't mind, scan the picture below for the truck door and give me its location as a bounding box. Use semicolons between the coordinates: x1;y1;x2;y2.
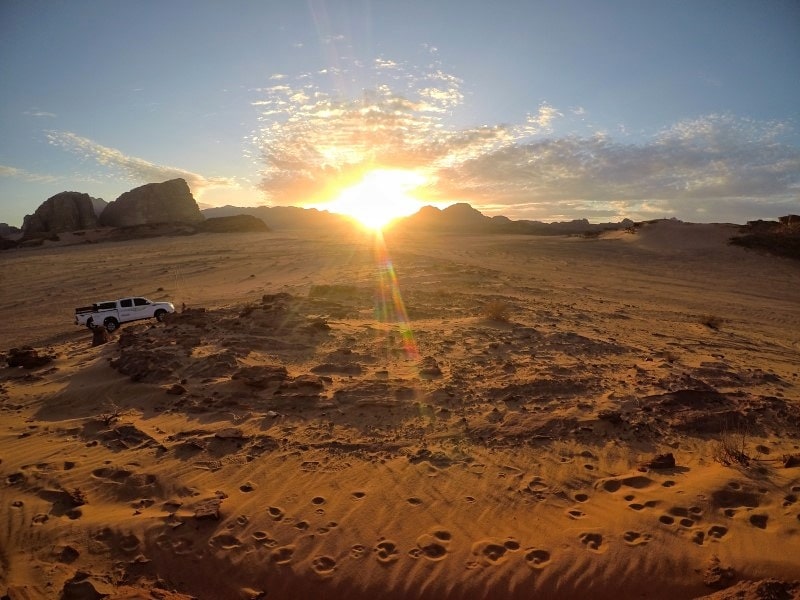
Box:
119;298;134;321
133;297;150;318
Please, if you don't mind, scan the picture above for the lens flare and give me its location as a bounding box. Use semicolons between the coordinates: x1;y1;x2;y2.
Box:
372;231;418;359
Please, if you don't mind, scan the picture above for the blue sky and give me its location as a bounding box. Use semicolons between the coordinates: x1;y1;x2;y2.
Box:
1;0;798;227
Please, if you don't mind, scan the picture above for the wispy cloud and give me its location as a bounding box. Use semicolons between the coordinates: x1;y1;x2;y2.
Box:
0;164;57;183
46;131;237;197
251;53;799;221
23;108;56;118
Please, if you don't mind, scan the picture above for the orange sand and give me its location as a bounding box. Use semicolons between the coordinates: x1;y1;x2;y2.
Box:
1;222;799;599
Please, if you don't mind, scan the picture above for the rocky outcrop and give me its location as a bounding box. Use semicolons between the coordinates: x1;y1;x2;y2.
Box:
197;215;269;233
21;191;100;236
100;178;203;227
0;223;21;237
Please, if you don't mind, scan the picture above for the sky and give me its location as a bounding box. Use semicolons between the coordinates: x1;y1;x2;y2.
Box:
1;0;799;228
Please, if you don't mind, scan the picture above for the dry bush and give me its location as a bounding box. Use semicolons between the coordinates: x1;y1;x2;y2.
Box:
700;315;724;330
482;301;511;322
712;427;751;467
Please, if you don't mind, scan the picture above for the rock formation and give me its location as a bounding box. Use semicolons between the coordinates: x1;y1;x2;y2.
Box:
0;223;21;238
21;191;100;236
99;178;203;227
197;214;270;233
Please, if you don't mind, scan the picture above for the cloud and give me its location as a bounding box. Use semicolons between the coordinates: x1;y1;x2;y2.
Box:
443;114;800;219
0;164;57;183
24;109;56;118
252;52;799;221
45;131;237;197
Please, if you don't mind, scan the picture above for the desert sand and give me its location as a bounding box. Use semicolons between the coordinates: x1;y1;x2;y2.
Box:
1;221;799;599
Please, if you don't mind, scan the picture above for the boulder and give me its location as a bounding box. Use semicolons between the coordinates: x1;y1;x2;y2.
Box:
21;192;100;236
100;178;203;227
6;347;55;369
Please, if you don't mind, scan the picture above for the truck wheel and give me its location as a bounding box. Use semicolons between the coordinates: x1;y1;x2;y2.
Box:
155;309;167;322
104;318;119;333
86;318;94;329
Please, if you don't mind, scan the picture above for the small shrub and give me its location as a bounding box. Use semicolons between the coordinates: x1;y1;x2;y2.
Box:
482;301;510;322
712;427;750;467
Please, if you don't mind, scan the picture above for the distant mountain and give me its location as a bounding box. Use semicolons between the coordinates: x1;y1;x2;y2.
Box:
203;202;634;235
395;202;634;235
202;205;354;230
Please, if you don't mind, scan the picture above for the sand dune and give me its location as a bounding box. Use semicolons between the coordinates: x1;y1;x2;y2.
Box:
1;222;799;599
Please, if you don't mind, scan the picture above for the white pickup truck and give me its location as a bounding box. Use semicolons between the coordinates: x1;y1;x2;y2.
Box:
75;297;175;332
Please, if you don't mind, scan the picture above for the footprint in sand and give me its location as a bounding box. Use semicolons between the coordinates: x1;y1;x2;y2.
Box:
413;529;452;561
782;494;797;507
268;506;284;521
311;496;326;505
350;544;367;559
623;531;652;546
156;534;196;556
574;493;589;503
525;477;550;501
567;509;586;519
210;533;242;550
352;491;366;501
252;531;278;546
270;545;295;564
311;556;337;575
374;540;399;564
749;514;768;529
578;532;605;553
239;482;256;493
471;538;519;565
658;515;675;525
91;467;132;482
524;548;551;569
708;524;728;540
599;475;654;493
119;534;141;553
407;497;423;505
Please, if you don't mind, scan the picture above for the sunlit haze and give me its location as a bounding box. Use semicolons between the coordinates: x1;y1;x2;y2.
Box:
320;169;430;230
1;1;798;227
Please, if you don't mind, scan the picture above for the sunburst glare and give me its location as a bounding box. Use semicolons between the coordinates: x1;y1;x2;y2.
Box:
323;169;429;230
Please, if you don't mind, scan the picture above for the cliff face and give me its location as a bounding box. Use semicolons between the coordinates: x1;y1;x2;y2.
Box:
99;178;203;227
21;191;100;236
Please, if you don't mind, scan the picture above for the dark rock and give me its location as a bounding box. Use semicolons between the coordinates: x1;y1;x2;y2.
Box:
6;347;54;369
645;453;677;469
60;571;107;599
784;454;800;468
0;222;21;237
192;496;223;520
166;383;187;395
232;365;289;388
703;556;736;590
100;178;203;227
91;326;111;347
21;191;100;236
419;357;442;378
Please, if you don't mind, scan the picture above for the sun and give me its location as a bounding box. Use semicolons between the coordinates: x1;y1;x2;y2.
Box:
324;169;428;230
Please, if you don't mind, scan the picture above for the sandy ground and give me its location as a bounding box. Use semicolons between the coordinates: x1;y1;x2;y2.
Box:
1;221;799;599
